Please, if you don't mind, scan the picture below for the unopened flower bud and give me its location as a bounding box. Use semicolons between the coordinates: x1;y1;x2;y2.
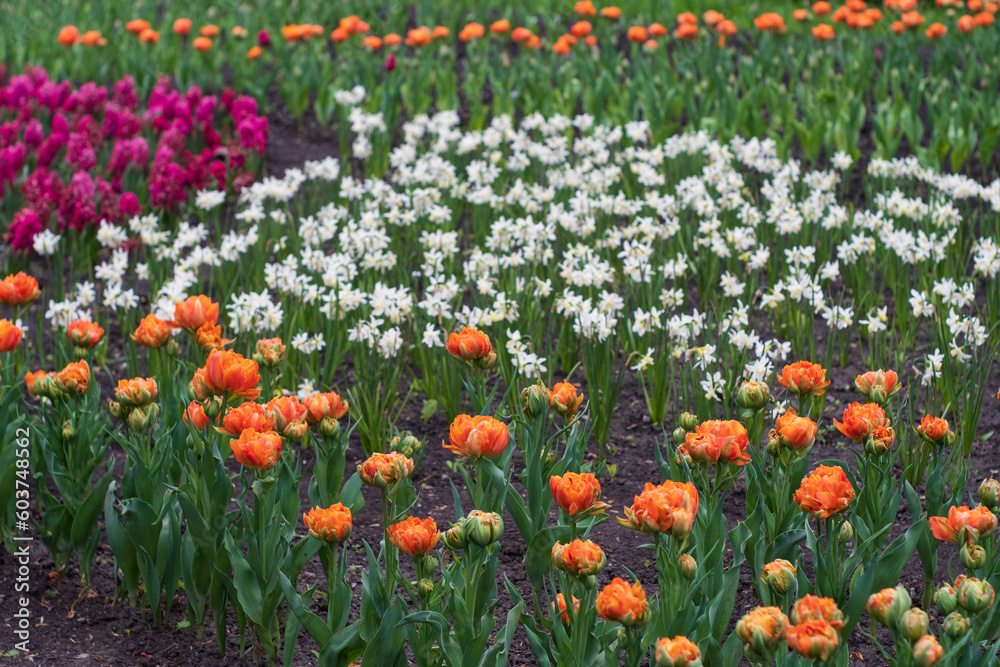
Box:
108;399;127;420
284;420;308;441
673;427;688;445
838;521;853;544
737;381;770;411
204;397;223;419
61;421;75;440
761;559;797;596
961;541;986;570
867;586;911;628
419;578;434;598
679;412;699;432
898;608;929;642
979;478;1000;511
912;635;943;667
679;554;697;580
521;383;550;419
942;611;970;639
443;518;467;550
464;510;503;547
319;416;342;438
957;577;995;614
127;403;160;432
935;584;958;614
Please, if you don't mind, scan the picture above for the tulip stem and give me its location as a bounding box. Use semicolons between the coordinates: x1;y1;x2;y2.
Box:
382;487;396;595
326;544;338;628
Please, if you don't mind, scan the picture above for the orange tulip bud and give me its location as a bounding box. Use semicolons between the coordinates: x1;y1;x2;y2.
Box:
552;593;581;626
114;377;158;407
913;635;943;667
252;338;285;367
230;428;282;471
575;0;598;17
550;471;611;517
736;606;790;658
654;636;702;667
358;452;414;488
761;559;798;595
184;401;209;430
173;18;192;35
549;381;583;418
173;295;219;331
552;539;607;577
58;25;80;45
596;578;647;626
303;503;352;542
446;327;495;366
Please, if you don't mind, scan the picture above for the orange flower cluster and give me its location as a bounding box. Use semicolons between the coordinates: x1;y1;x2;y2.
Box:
680;419;751;466
389;516;440;556
331;15;370;42
281;24;324;41
619;479;698;537
855;369;900;403
114;378;158;407
303;391;349;424
303;503;352;543
27;362;91;399
754;12;788;32
58;26;107;47
550;471;611;517
794;465;855;518
786;596;843;662
929;505;998;543
596;578;647;626
443;414;509;458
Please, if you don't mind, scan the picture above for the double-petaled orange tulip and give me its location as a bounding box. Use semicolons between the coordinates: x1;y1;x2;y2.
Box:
866;586;911;628
114;378;158;407
459;22;486;41
917;415;951;443
358;452;414;488
549;381;583;418
200;350;261;400
446;327;495;367
389;516;439;556
626;25;648;42
550;471;610;516
25;370;56;399
913;635;944;666
570;20;592;37
648;22;668;36
834;402;887;442
792;595;845;630
0;319;23;353
551;539;606;577
772;408;818;452
173;18;192;35
736;606;790;657
812;24;835;40
67;320;104;352
682;419;751;465
230;428;282;471
0;273;40;306
596;578;647;626
58;26;79;45
929;505;998;543
444;414;509;458
265;396;309;439
58;360;90;395
675;23;699;39
655;636;702;666
404;26;432;47
855;369;900;403
303;391;349;424
761;559;797;594
786;620;839;662
303;503;352;543
173;295;219;331
575;0;597;16
184;401;209;430
794;465;854;518
599;6;622;19
490;19;510;34
925;21;947;38
778;361;831;397
754;12;788;32
194;323;231;350
131;314;172;348
217;401;273;436
619;480;698;538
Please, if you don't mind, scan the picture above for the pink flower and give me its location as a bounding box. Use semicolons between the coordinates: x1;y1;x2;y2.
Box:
5;208;41;251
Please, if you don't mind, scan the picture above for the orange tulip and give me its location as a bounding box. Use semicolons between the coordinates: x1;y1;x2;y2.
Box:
794;465;855;518
114;377;158;407
969;0;984;9
855;369;900;403
67;319;104;352
58;360;91;395
389;516;439;556
253;338;286;367
184;401;209;430
79;30;102;46
929;505;998;542
619;480;698;537
194;323;231;350
25;370;55;398
773;408;818;451
430;25;450;39
459;22;485;41
754;12;788;32
925;21;947;37
913;636;944;666
131;314;172;348
358;452;414;488
231;26;247;37
445;327;495;365
264;396;309;439
736;607;790;653
140;29;159;43
975;11;995;25
812;24;836;40
867;586;911;628
0;319;24;353
282;24;304;41
200;349;262;400
199;24;219;37
405;27;433;47
681;419;751;465
511;27;532;42
384;33;402;46
193;36;212;51
792;595;845;630
716;19;737;44
303;503;352;542
761;559;798;594
575;0;598;16
655;636;702;666
174;295;219;331
834;402;887;442
330;27;350;42
570;21;593;37
648;22;668;36
362;35;383;50
443;414;509;458
551;538;607;577
230;428;282;471
675;23;700;39
786;620;839;662
600;6;622;19
813;1;832;15
0;272;40;306
549;381;583;418
793;8;809;21
958;14;976;31
902;11;925;27
550;472;611;516
552;593;580;626
173;18;192;35
217;401;274;436
303;391;349;425
833;6;851;21
891;19;906;32
702;10;724;25
58;26;79;45
627;25;648;41
490;19;510;34
596;578;647;626
126;19;151;34
779;361;831;397
918;414;952;443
